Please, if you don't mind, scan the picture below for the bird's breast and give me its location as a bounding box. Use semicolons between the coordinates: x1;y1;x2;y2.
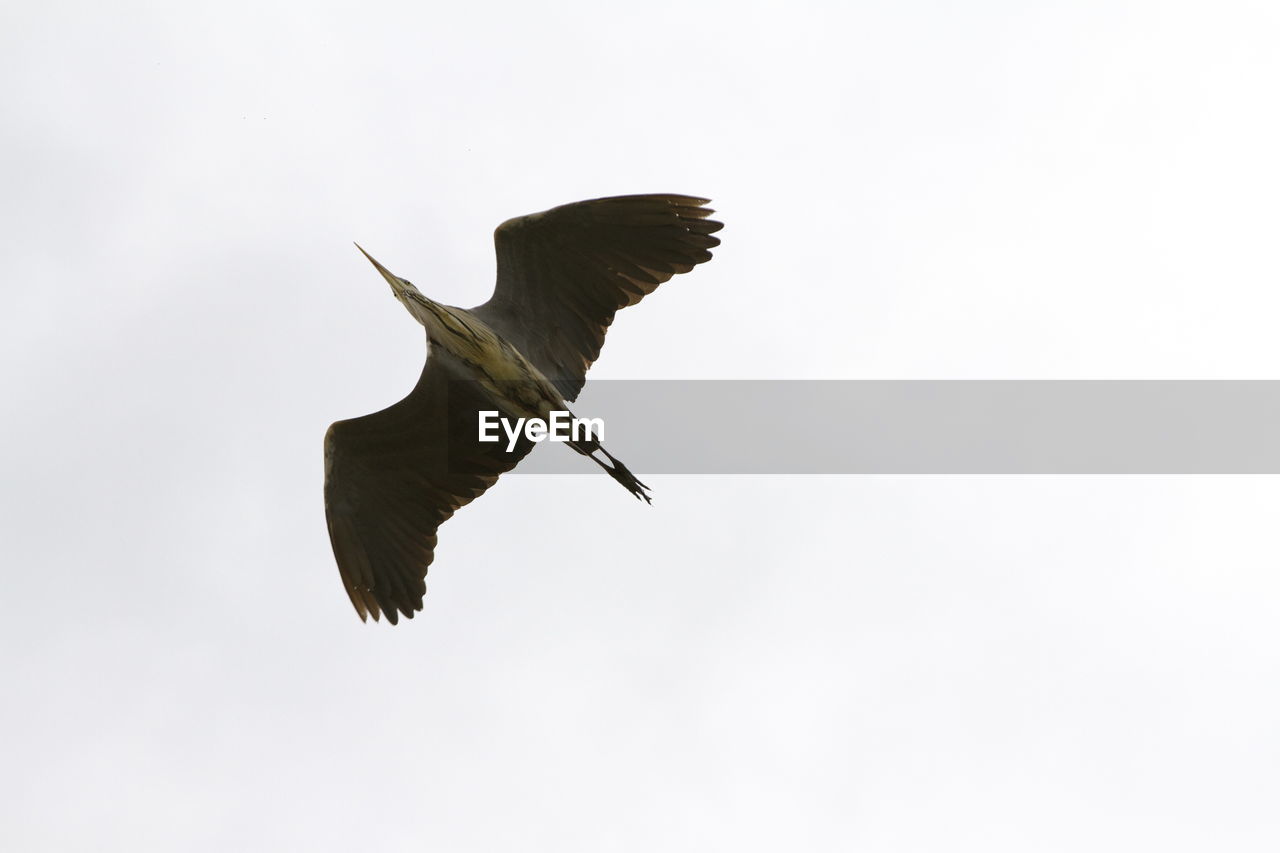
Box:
428;306;563;420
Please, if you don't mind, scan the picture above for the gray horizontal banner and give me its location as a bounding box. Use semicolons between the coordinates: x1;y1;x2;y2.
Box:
506;381;1280;474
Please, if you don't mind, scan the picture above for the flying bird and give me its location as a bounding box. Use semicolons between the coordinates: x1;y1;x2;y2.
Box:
324;194;722;623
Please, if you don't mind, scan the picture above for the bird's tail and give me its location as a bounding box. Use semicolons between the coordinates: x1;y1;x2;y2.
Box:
567;431;652;504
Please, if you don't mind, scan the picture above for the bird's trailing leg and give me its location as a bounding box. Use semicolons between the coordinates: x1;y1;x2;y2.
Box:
598;448;652;504
568;436;652;504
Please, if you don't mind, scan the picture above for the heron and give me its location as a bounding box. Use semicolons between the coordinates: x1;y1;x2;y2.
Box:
324;194;722;623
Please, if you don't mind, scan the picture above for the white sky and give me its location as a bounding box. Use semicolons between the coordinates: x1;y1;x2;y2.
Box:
4;1;1280;850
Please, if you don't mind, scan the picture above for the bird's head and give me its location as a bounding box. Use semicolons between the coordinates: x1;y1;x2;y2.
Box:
354;243;419;303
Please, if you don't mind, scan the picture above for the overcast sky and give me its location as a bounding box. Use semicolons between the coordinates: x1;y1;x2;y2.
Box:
4;1;1280;850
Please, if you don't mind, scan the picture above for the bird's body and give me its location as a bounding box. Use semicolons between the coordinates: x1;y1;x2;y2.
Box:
325;194;722;623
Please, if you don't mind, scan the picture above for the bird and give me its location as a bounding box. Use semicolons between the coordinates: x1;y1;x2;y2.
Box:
324;194;722;623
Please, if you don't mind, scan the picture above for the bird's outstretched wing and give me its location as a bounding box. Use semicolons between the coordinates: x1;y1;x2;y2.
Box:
324;359;532;623
470;194;723;401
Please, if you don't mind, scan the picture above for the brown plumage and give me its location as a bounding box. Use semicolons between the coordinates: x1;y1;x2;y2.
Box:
324;194;722;623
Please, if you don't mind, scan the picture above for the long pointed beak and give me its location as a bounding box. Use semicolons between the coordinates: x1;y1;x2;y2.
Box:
353;243;405;294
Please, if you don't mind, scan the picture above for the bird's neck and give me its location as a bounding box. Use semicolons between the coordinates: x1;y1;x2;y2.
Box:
398;289;488;354
397;289;449;336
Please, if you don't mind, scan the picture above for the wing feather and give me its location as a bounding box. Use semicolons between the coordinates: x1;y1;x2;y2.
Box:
323;356;532;623
471;194;722;401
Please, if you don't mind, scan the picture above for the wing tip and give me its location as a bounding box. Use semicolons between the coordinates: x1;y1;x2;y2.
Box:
351;589;426;626
662;193;712;206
